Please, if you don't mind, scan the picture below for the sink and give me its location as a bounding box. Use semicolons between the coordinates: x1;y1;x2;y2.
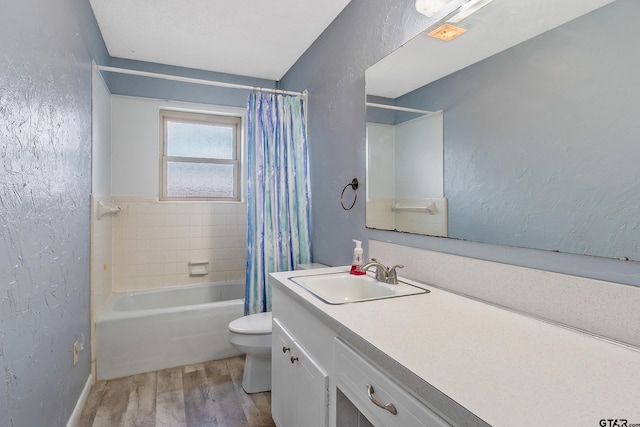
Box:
289;272;428;304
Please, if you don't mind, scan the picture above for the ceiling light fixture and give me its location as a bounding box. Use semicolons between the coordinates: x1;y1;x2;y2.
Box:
447;0;495;23
415;0;455;18
427;23;467;41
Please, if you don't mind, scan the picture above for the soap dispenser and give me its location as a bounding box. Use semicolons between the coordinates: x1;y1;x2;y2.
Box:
350;239;365;275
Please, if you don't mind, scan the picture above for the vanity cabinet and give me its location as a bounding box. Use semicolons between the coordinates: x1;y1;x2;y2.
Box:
271;318;329;427
271;281;452;427
270;267;640;426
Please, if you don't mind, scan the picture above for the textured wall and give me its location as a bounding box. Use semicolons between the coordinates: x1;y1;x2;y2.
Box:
281;0;640;287
0;0;107;425
280;0;463;264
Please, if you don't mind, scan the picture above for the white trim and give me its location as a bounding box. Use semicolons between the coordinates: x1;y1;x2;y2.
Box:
66;374;93;427
159;109;242;202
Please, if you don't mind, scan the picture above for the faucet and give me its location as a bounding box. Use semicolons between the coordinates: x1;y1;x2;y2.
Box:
361;259;404;285
361;259;388;282
386;264;404;285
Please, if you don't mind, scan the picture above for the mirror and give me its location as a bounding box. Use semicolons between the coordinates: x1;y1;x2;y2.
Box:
365;0;640;261
366;105;446;236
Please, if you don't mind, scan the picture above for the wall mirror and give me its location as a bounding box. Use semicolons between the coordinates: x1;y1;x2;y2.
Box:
366;105;446;236
365;0;640;261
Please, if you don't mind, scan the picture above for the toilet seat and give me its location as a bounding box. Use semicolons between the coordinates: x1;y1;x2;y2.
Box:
229;312;272;335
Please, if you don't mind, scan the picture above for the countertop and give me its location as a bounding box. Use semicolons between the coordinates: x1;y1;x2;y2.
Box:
270;266;640;426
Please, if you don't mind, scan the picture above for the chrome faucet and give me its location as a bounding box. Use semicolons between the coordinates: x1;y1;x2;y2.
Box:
361;259;388;282
361;258;404;285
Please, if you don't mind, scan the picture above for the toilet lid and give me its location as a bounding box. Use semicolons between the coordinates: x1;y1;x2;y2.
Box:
229;312;272;335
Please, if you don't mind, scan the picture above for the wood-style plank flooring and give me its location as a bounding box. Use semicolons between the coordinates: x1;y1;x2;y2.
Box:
78;356;276;427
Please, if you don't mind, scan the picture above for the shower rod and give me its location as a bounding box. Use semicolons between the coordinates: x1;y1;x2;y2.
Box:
366;102;440;115
94;64;306;97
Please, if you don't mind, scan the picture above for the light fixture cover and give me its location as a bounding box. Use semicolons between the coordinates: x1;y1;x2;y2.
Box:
428;23;467;41
415;0;454;17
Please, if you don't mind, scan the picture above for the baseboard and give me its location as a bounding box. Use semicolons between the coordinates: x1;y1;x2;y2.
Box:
66;374;93;427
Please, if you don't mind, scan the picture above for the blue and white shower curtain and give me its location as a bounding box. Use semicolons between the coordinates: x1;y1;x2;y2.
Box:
245;92;312;315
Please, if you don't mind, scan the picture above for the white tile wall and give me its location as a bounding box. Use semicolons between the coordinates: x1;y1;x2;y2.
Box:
112;197;247;292
366;198;395;230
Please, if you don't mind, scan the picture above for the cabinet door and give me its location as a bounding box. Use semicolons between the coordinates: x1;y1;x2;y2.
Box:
272;318;329;427
289;339;329;426
272;318;295;427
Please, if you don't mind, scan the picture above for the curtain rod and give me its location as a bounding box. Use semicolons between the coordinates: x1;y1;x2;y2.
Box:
95;64;306;97
366;102;439;115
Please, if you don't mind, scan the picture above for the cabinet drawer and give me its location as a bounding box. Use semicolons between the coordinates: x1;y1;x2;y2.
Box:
334;338;450;427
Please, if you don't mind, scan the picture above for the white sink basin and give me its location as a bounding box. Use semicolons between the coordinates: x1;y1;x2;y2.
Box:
289;272;428;304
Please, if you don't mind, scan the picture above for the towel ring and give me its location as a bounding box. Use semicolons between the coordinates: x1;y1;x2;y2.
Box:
340;178;358;210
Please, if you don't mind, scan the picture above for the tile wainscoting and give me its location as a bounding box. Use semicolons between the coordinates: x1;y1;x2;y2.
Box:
111;197;248;292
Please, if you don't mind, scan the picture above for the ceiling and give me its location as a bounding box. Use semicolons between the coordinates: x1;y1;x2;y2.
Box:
366;0;617;99
90;0;617;91
89;0;352;81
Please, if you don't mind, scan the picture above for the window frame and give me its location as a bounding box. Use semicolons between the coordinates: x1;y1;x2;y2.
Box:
159;109;242;202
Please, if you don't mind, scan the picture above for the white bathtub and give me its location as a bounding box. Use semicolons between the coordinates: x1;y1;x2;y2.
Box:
96;281;244;380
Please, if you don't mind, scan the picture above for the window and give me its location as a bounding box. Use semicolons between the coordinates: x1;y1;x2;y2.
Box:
160;110;241;201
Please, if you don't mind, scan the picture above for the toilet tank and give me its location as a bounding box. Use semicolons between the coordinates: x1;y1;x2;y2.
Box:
296;263;329;270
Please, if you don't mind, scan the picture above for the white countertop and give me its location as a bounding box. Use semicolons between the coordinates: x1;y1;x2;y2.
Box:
271;267;640;426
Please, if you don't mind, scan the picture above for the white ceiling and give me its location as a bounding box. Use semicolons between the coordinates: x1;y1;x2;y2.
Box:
89;0;352;81
90;0;617;91
366;0;617;99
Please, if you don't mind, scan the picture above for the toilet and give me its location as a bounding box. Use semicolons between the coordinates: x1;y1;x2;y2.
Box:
228;311;273;393
228;263;328;393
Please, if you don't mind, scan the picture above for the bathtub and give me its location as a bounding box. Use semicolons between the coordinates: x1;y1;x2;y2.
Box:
96;281;244;380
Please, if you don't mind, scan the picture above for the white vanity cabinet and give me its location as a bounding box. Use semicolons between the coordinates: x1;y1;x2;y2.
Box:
270;280;452;427
271;318;329;427
270;268;640;426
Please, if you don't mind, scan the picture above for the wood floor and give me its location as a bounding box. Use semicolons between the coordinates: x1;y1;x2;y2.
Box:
78;356;276;427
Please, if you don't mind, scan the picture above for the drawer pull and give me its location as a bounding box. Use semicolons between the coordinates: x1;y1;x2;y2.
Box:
282;346;290;354
366;384;398;415
290;356;299;364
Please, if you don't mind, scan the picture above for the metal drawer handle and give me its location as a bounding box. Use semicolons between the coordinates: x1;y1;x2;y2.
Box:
282;346;290;354
365;384;398;415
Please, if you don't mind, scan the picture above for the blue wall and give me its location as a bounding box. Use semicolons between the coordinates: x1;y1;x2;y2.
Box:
0;0;108;425
281;0;640;287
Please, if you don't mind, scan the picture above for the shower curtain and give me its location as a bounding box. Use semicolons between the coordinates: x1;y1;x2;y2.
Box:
245;92;312;315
